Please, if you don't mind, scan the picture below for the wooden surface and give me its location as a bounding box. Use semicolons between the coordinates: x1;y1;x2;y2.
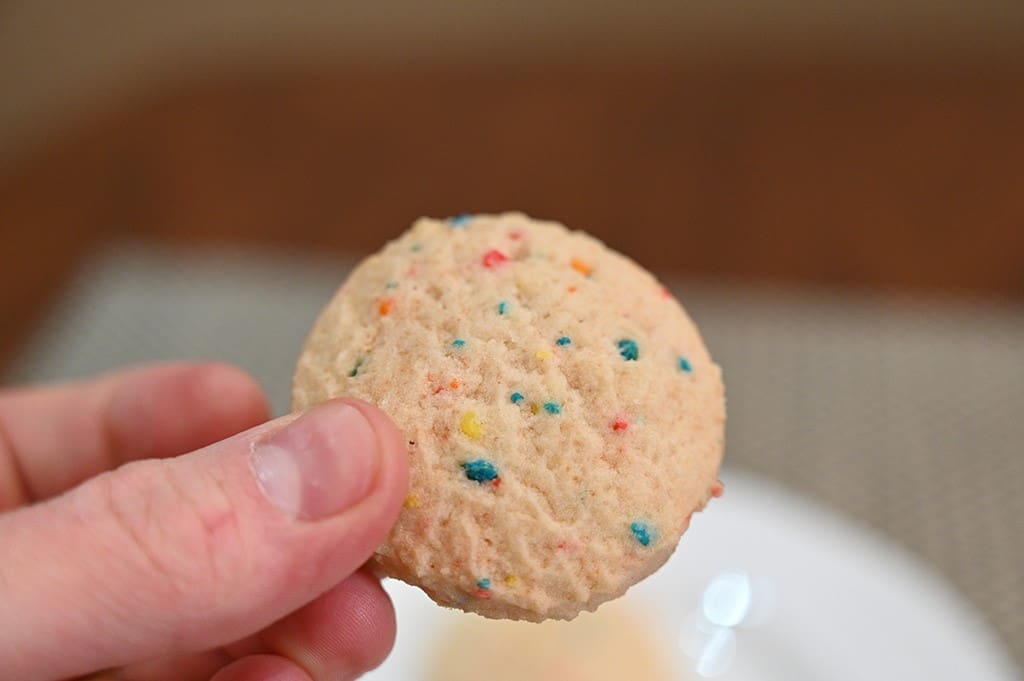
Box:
2;57;1024;372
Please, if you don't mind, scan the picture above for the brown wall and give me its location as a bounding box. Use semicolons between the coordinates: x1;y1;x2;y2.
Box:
2;5;1023;370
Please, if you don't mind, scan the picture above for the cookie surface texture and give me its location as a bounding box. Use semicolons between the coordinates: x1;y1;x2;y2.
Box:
292;213;725;621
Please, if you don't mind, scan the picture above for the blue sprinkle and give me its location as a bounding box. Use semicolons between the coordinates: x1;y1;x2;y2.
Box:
462;459;499;483
678;356;693;372
349;358;364;377
543;402;562;414
385;281;398;289
556;336;572;346
449;214;472;227
510;392;525;404
617;339;639;361
476;577;491;589
630;521;654;547
498;301;508;315
452;339;466;348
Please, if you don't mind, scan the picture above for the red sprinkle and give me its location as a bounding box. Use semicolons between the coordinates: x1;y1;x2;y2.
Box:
475;588;492;599
491;477;502;489
612;418;629;432
482;249;509;268
711;481;725;498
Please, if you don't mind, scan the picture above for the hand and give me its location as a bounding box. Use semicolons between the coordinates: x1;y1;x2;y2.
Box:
0;362;409;681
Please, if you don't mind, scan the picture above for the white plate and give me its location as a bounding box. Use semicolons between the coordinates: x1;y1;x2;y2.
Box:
369;469;1020;681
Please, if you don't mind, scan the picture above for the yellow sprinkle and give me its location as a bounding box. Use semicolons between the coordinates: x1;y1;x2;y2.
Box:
403;493;421;509
535;348;553;361
460;411;484;440
530;402;540;414
504;575;518;587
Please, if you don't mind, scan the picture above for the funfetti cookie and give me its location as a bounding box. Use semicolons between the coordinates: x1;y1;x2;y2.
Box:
292;212;725;622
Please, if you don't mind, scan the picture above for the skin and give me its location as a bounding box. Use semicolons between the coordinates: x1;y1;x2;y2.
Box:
0;362;409;681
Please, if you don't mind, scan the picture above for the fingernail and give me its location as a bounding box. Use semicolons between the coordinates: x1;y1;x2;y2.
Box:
250;401;380;520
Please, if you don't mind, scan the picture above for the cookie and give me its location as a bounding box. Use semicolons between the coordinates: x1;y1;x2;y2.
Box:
426;602;674;681
293;212;725;621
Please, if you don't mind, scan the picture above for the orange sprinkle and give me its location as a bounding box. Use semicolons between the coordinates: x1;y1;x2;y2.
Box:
450;379;460;389
567;285;577;293
571;258;592;276
378;297;395;316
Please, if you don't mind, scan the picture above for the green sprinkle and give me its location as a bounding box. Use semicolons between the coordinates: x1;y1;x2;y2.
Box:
510;392;524;404
498;301;508;315
452;339;466;348
349;358;364;377
630;521;654;546
462;459;499;483
556;336;572;346
617;339;639;361
678;356;693;372
543;402;562;414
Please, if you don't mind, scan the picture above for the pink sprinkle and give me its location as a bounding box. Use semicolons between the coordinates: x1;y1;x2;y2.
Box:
660;287;672;298
475;588;492;599
509;230;523;240
711;481;725;498
482;249;509;268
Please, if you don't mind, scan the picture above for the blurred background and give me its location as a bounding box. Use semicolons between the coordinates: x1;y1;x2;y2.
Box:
1;1;1022;675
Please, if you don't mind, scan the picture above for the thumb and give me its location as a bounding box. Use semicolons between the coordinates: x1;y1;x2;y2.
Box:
0;399;408;681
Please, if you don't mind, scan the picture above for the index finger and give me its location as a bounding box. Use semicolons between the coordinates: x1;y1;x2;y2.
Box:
0;362;270;508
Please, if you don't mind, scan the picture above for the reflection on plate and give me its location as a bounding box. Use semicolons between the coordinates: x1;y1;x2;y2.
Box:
369;468;1019;681
423;601;673;681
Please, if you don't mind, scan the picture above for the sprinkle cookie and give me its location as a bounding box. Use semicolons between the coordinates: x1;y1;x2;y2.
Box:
293;213;725;621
